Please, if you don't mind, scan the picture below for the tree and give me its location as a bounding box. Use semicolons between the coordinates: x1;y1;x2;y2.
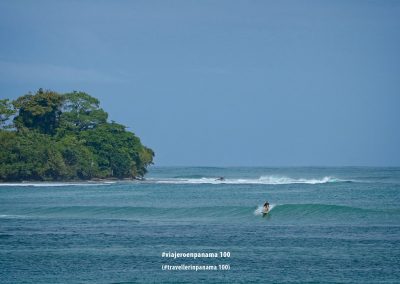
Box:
80;122;154;178
0;131;67;181
60;91;108;132
56;135;99;179
0;89;154;181
13;89;64;135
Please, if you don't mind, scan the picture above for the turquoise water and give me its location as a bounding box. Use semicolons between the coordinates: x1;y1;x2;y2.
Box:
1;167;400;283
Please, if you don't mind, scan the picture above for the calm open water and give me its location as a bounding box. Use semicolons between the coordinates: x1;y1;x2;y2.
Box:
1;167;400;283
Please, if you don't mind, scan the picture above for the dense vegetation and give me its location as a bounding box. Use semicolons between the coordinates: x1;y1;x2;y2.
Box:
0;89;154;181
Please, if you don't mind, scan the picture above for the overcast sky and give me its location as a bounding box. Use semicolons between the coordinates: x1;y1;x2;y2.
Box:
0;0;399;166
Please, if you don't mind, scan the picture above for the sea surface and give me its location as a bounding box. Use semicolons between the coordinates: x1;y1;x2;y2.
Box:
1;167;400;283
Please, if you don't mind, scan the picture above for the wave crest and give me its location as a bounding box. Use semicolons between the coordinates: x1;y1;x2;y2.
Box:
2;204;395;220
148;176;346;185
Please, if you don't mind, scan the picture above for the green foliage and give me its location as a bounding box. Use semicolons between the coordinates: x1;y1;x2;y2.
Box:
60;91;108;132
13;89;64;135
0;89;154;181
56;135;99;179
80;122;153;178
0;131;67;181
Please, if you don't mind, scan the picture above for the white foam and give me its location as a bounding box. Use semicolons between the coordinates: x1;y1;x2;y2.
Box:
0;182;114;187
148;176;342;185
0;214;26;218
254;204;276;216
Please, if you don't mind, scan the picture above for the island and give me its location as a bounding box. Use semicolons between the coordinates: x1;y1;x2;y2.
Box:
0;89;154;181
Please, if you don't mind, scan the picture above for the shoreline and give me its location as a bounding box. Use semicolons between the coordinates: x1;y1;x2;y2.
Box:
0;177;145;185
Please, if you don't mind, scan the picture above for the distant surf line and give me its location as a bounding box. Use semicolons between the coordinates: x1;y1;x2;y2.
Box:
147;176;352;185
0;182;116;187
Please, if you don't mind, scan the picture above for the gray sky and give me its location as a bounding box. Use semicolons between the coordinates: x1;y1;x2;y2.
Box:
0;0;399;166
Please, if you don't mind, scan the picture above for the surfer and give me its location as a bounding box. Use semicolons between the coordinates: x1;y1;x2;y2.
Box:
262;201;270;215
216;177;225;181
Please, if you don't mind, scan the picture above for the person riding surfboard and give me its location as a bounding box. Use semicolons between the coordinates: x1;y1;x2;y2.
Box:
262;201;270;216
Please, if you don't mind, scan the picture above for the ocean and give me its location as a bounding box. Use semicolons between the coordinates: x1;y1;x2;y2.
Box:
1;167;399;283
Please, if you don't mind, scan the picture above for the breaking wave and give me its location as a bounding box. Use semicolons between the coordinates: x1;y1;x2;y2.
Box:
3;204;396;220
147;176;349;185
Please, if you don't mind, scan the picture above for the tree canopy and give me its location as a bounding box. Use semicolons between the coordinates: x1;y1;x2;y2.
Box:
0;89;154;181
